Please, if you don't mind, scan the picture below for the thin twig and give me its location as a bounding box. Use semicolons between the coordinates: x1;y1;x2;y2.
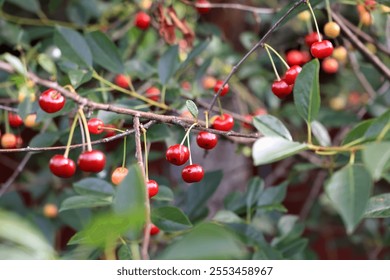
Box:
332;12;390;80
0;153;32;196
191;1;276;14
206;0;306;113
0;104;18;112
134;117;151;261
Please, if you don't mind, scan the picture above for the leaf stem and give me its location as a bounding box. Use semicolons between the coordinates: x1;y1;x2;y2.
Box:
64;114;80;158
307;122;312;145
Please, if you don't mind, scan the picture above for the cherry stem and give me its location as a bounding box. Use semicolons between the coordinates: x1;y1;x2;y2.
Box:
187;132;192;165
264;44;281;81
306;1;322;42
121;136;127;169
142;127;149;181
180;122;198;146
78;108;93;151
102;126;125;133
325;0;332;22
204;111;209;129
217;97;224;116
264;43;290;69
64;114;80;158
4;110;10;134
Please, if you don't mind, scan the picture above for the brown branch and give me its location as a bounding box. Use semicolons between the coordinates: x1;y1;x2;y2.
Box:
0;104;18;112
206;0;306;113
0;121;156;153
0;153;33;197
181;0;275;14
332;12;390;80
133;117;151;261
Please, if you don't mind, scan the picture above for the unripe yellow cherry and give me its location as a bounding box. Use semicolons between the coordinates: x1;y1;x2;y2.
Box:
324;21;340;38
332;46;347;63
297;11;311;22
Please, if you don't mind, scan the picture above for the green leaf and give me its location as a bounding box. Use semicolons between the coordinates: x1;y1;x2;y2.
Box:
184;171;223;220
293;59;320;123
342;119;373;146
362;142;390;181
157;222;247;259
68;69;92;88
29;132;59;148
325;164;372;234
152;206;192;232
253;115;292;140
0;210;56;259
37;53;56;75
54;26;92;68
158;45;179;84
179;40;210;70
257;182;288;208
364;109;390;140
5;0;41;13
186;100;199;119
152;185;174;201
3;53;26;75
60;196;112;211
311;120;331;146
73;178;115;197
364;193;390;218
252;137;308;165
85;31;124;73
246;177;264;215
125;59;155;80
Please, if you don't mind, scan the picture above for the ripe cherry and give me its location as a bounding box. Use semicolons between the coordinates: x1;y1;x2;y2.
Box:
145;87;160;101
212;113;234;131
8;112;23;127
284;65;302;85
196;0;211;14
88;118;104;134
134;11;151;30
77;150;106;173
39;88;65;113
324;21;340;38
147;179;159;198
271;80;293;99
202;76;216;89
196;131;218;150
322;57;339;74
43;203;58;218
166;144;190;165
301;50;312;64
305;32;323;47
182;164;204;183
111;167;128;185
286;50;303;66
114;74;130;88
214;80;229;96
1;133;17;148
310;40;334;59
49;154;76;178
150;224;160;235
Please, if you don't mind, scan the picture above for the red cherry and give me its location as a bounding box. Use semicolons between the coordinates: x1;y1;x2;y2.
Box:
134;12;151;30
364;0;376;10
214;80;229;96
284;65;302;85
182;164;204;183
212;113;234;131
145;87;160;101
8;112;23;127
310;40;334;59
166;144;190;166
305;32;323;47
114;74;130;88
39;88;65;113
77;150;106;173
300;50;312;64
49;155;76;178
242;114;253;129
286;50;303;66
195;0;211;14
147;179;159;198
88;118;104;134
322;57;339;74
196;131;218;150
271;80;293;99
150;224;160;235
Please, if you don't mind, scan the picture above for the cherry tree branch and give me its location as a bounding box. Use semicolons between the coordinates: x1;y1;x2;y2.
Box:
206;0;306;114
0;104;18;112
186;0;275;14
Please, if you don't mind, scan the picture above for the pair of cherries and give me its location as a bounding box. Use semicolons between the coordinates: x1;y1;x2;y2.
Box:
271;65;302;99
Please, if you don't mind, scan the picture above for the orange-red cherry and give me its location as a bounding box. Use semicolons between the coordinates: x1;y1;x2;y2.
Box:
111;167;129;185
114;74;130;88
49;155;76;178
145;87;160;101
